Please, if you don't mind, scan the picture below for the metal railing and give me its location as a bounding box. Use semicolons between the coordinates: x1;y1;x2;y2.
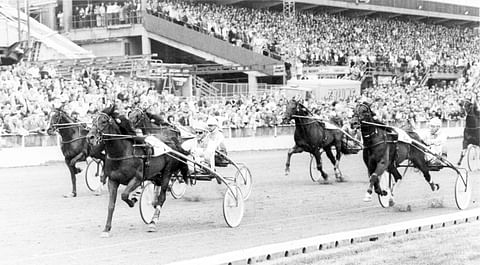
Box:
71;10;142;30
0;119;465;149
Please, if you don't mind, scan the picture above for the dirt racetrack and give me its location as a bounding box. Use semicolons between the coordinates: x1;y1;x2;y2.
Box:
1;138;479;265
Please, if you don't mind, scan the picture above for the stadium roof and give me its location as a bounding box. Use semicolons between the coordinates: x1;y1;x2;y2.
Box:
0;3;93;59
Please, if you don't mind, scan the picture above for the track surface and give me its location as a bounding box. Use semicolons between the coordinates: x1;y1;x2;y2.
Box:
1;139;479;265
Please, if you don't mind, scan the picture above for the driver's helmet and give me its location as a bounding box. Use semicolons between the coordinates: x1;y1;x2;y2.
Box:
193;121;208;139
429;117;441;134
206;116;218;132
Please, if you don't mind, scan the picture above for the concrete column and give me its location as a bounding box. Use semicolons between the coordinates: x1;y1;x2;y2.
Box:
141;33;151;55
248;72;258;96
43;5;56;30
62;0;72;32
182;76;193;97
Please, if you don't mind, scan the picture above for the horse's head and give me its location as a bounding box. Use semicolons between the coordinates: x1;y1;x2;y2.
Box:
47;108;73;135
352;102;374;125
283;99;309;123
87;105;136;144
459;99;476;116
128;107;147;129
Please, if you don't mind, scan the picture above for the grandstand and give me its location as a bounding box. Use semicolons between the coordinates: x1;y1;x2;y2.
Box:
0;0;478;98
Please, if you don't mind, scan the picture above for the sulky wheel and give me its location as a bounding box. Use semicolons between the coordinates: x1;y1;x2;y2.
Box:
139;181;157;224
223;186;244;228
466;145;480;172
85;159;104;192
235;164;252;200
455;173;472;210
309;155;323;182
169;175;187;199
378;172;393;208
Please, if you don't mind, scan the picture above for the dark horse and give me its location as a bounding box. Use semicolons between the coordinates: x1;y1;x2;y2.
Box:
352;102;439;202
47;108;105;197
457;99;480;165
87;105;188;237
283;100;346;181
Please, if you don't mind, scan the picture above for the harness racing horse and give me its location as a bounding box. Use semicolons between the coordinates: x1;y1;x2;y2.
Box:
352;102;439;203
47;108;105;197
87;105;188;237
283;100;346;182
457;99;480;166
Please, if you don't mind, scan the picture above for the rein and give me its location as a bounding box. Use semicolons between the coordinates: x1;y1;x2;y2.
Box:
101;133;138;141
291;115;322;126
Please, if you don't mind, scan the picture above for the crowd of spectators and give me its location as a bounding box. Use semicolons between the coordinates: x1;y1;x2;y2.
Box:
1;61;479;136
148;0;479;76
58;1;142;30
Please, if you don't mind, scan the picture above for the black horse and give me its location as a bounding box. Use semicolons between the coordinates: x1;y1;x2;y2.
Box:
457;99;480;165
47;108;105;197
352;102;439;202
283;99;346;181
87;105;188;237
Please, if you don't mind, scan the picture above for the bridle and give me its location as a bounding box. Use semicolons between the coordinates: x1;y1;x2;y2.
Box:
49;109;88;144
285;101;318;126
91;112;140;161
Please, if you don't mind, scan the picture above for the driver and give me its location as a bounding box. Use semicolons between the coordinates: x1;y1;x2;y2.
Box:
181;116;225;172
424;117;447;165
196;116;225;169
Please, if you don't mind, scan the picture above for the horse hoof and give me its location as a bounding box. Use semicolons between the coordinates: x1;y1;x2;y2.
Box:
336;177;344;183
363;193;372;202
127;200;136;208
318;179;331;185
63;192;76;198
388;198;395;207
147;223;157;233
100;232;110;238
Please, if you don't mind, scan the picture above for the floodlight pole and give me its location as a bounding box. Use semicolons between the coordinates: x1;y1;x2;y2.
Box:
17;0;21;41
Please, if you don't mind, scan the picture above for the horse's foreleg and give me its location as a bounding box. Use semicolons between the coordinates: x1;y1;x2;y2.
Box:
101;179;119;237
324;147;343;182
313;149;329;182
65;158;78;198
69;152;86;170
372;157;389;196
285;145;304;175
121;176;142;208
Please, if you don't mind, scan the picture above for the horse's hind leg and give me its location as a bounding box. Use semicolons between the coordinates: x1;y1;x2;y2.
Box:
149;169;173;232
101;179;119;237
386;166;403;207
64;158;78;198
457;148;466;166
412;155;439;191
285;145;304;175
